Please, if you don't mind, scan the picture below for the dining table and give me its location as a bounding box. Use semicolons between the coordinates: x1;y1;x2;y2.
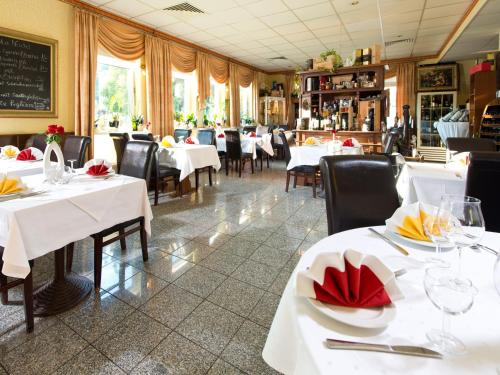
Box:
157;143;221;181
263;225;500;375
287;143;363;170
0;171;153;315
216;133;274;159
396;162;467;206
1;158;44;176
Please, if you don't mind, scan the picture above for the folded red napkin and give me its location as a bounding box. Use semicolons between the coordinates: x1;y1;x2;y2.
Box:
86;163;110;176
296;250;402;308
217;133;225;138
342;138;354;147
16;148;36;161
185;136;195;144
249;131;256;137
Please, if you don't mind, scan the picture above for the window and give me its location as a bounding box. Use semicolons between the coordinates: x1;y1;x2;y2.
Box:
172;70;197;121
204;77;226;125
95;54;141;130
385;76;397;128
240;84;252;124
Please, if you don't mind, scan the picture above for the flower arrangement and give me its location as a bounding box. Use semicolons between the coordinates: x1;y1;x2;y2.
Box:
131;114;144;131
342;138;354;147
46;124;65;144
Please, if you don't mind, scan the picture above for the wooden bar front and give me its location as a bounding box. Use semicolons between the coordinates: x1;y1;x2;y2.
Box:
295;130;383;153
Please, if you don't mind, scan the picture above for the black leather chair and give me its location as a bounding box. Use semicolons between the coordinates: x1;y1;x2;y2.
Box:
447;137;496;153
131;133;154;141
383;128;400;154
62;135;91;168
194;129;215;188
174;129;192;143
109;133;130;171
0;247;33;333
319;155;400;235
66;141;157;288
466;152;500;232
224;130;254;177
280;131;320;198
25;134;47;153
154;157;181;204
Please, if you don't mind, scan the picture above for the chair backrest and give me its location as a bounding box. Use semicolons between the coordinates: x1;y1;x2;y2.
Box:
383;128;400;154
119;140;158;184
242;126;256;134
447;137;496;153
197;129;215;145
109;133;130;169
224;130;242;159
174;128;192;142
278;131;295;165
62;135;91;168
131;133;154;141
256;125;269;136
466;152;500;232
278;125;289;131
320;155;400;235
25;134;47;153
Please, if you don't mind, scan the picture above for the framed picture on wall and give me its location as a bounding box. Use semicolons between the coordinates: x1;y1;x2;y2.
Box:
0;27;58;117
417;64;458;92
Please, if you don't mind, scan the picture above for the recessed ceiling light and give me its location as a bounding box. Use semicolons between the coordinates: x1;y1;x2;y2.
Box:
351;1;359;5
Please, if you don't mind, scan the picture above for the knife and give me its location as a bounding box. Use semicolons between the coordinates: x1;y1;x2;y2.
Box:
369;228;409;256
326;339;442;359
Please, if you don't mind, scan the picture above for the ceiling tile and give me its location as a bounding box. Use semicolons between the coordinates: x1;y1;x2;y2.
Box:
134;10;179;27
160;21;197;35
303;16;341;30
231;17;268;32
282;0;325;9
274;22;309;34
294;2;335;21
261;11;300;27
244;0;288;17
283;30;317;42
105;0;153;17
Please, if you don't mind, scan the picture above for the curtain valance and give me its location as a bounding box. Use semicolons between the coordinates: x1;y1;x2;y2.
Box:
208;56;229;84
170;43;196;72
98;19;144;61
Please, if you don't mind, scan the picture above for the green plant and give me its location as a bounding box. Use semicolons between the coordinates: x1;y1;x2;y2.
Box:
319;48;343;71
112;113;120;122
174;111;185;123
131;114;143;131
241;114;253;125
186;112;197;127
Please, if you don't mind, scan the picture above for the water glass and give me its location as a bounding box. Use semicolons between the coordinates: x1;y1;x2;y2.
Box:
423;213;453;266
424;266;478;355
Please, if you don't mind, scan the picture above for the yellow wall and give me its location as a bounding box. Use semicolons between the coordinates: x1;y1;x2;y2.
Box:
0;0;74;134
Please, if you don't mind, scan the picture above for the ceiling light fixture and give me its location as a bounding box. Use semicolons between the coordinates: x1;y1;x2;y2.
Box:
351;1;359;5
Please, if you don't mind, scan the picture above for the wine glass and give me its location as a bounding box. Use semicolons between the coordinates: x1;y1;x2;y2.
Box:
423;212;453;266
67;159;77;175
439;195;485;268
424;266;478;355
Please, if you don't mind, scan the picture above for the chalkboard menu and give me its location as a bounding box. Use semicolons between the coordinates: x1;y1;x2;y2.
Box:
0;27;57;117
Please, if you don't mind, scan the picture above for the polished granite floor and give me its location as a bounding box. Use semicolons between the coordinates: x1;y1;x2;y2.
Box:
0;160;328;375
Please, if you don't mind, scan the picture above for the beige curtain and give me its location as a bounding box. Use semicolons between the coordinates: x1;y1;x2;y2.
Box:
170;43;196;73
237;65;254;88
208;56;229;84
284;73;295;127
74;9;98;157
145;35;172;137
98;18;144;60
252;72;260;124
395;63;416;118
197;52;210;111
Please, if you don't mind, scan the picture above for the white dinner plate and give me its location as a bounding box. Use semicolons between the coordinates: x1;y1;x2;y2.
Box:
385;230;455;249
308;298;396;329
85;170;115;179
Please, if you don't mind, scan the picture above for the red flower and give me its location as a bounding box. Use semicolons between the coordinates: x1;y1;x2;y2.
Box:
342;138;354;147
331;129;337;134
47;124;58;134
56;126;64;135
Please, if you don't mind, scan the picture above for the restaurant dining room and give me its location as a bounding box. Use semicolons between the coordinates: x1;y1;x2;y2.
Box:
1;0;500;374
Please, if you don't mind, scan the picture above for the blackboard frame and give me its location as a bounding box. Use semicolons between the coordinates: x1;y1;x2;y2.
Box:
0;27;58;118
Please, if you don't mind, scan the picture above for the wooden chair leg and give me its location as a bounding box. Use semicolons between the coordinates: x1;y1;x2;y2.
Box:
208;167;213;186
285;171;290;193
66;242;74;273
195;169;200;190
0;273;8;304
239;159;242;177
94;236;103;290
23;271;34;333
312;173;317;198
140;218;148;262
266;154;270;168
251;158;254;174
119;228;126;250
225;156;229;176
260;154;263;171
293;174;298;188
154;179;159;206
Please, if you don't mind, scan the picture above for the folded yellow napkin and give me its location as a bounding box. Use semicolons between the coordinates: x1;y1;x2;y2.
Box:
0;175;26;195
1;145;20;158
386;202;436;242
304;137;318;145
161;135;175;148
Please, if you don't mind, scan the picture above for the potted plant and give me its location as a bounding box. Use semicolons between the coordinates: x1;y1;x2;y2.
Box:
174;111;185;127
131;114;144;131
317;48;343;72
109;113;120;128
186;112;197;128
241;114;254;126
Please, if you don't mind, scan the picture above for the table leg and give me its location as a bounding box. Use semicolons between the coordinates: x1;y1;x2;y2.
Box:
33;246;92;316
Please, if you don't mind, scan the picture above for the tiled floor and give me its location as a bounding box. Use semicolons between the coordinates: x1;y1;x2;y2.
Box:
0;160;328;375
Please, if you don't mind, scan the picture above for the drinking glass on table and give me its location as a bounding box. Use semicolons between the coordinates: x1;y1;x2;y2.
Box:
423;212;454;266
67;159;77;174
424;266;478;355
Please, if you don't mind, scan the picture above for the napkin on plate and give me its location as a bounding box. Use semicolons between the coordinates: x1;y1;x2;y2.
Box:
185;136;198;144
84;159;112;176
161;135;176;148
304;137;318;145
248;131;256;137
0;174;26;195
1;145;20;159
217;133;225;138
385;202;435;242
449;152;470;166
296;249;403;308
342;138;361;147
16;147;43;161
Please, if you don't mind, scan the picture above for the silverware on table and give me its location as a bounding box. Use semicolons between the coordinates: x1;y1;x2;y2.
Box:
394;268;407;278
368;228;409;256
325;339;442;359
0;190;46;202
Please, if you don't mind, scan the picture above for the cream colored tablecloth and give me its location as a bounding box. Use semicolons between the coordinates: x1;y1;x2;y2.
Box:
263;226;500;375
0;159;44;177
0;173;152;278
287;144;363;170
158;144;221;181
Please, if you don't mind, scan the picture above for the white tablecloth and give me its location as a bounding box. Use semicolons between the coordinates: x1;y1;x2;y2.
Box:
263;226;500;375
0;159;44;177
216;134;274;159
0;174;153;278
396;162;467;206
287;144;363;170
435;122;469;145
158;144;221;181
